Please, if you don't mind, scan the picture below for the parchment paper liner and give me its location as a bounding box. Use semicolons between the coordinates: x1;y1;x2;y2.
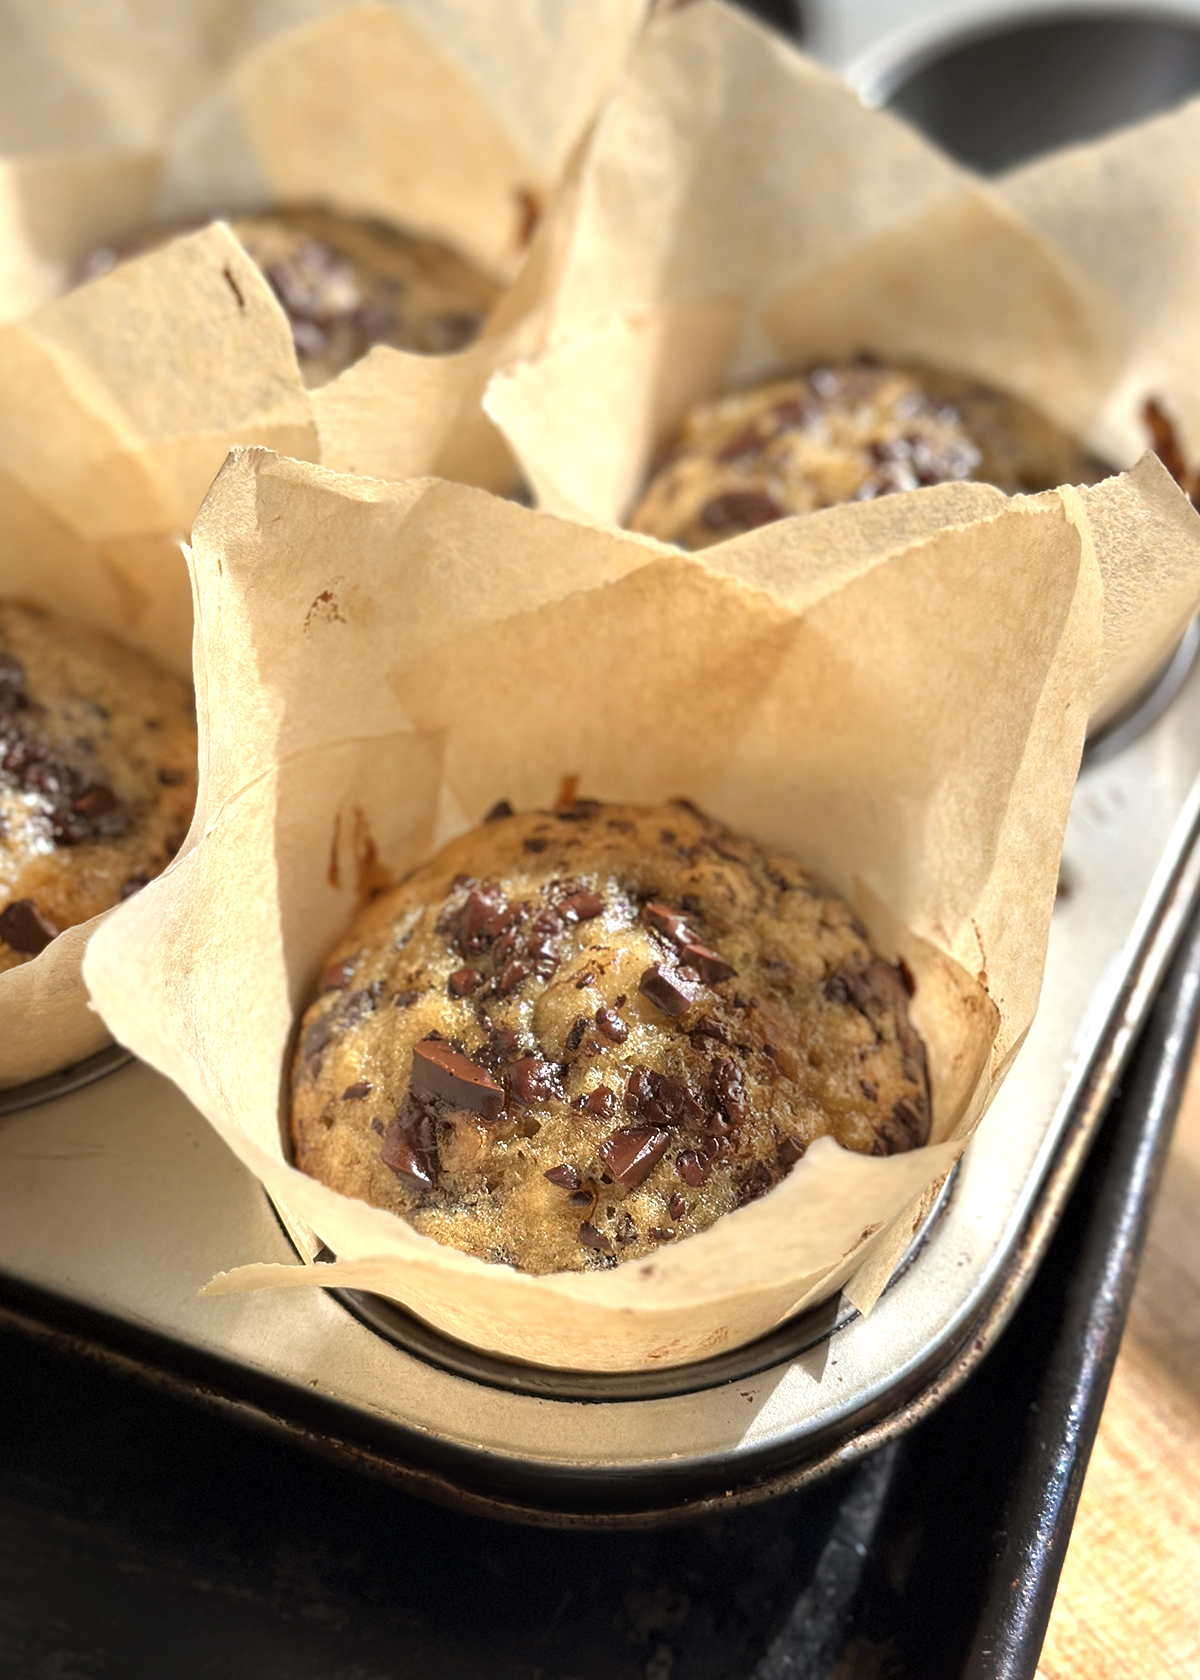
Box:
0;0;649;581
485;0;1200;728
83;446;1104;1370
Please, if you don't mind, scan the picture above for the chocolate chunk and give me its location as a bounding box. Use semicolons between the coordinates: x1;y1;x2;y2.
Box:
380;1097;438;1191
71;782;117;818
0;897;58;955
484;799;514;822
453;885;512;955
582;1087;617;1120
649;1228;676;1242
393;988;420;1008
495;959;529;996
690;1014;729;1046
448;967;482;998
668;1191;686;1221
578;1221;612;1252
559;888;604;922
565;1016;589;1053
598;1126;671;1189
544;1163;581;1190
625;1066;703;1128
824;956;908;1022
119;874;149;900
778;1135;804;1168
595;1007;628;1044
639;963;695;1018
614;993;627;1008
320;957;355;992
625;1067;654;1117
301;1014;334;1062
411;1037;504;1121
680;940;736;984
574;971;595;989
712;1057;747;1126
641;900;694;945
678;1150;710;1187
700;489;783;534
156;767;187;786
504;1056;561;1109
342;1080;373;1101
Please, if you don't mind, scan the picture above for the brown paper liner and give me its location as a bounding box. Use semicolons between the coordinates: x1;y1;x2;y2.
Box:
485;0;1200;726
83;447;1101;1369
0;2;651;558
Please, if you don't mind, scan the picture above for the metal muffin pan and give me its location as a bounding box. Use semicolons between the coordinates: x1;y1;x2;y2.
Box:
3;623;1200;1524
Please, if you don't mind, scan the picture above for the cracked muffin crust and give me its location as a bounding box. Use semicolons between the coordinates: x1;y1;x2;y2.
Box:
0;602;197;973
290;800;930;1274
628;361;1108;550
80;204;501;386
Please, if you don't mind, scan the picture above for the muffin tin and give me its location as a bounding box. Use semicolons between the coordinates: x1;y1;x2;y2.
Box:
0;624;1198;1524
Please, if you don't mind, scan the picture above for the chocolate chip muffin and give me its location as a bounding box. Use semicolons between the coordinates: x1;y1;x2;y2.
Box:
290;800;930;1274
628;361;1109;549
0;602;196;972
79;205;501;387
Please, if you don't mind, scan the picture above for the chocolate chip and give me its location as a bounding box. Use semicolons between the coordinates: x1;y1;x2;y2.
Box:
639;964;695;1018
575;971;596;989
523;836;549;854
700;489;783;534
544;1163;581;1190
380;1098;438;1191
641;900;693;944
565;1017;589;1053
582;1087;617;1120
71;782;117;818
411;1037;504;1121
485;799;514;822
393;988;420;1008
712;1057;747;1126
448;967;482;998
452;886;512;956
598;1126;671;1189
0;897;58;955
678;1151;709;1187
578;1221;612;1252
649;1228;675;1242
495;959;529;996
690;1014;729;1046
156;768;187;786
559;889;604;922
595;1008;628;1044
504;1056;561;1109
614;994;627;1008
778;1135;804;1168
342;1080;373;1101
301;1014;334;1061
119;874;149;900
668;1191;686;1221
680;940;736;984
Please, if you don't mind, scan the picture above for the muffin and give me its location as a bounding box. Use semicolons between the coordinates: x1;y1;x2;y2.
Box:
0;601;197;972
628;361;1110;550
79;205;502;387
290;799;930;1274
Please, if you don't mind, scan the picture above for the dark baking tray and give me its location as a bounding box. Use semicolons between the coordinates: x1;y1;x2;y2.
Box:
1;881;1193;1679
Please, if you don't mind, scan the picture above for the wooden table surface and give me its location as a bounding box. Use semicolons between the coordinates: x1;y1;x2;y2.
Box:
1038;1050;1200;1677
